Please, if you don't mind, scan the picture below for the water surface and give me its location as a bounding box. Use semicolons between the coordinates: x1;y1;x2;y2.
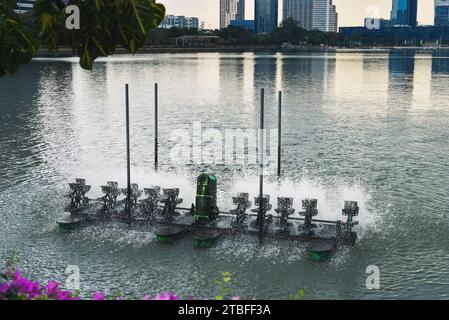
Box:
1;51;449;299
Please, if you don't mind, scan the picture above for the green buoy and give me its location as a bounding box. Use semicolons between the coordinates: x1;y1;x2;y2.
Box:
154;225;187;244
193;229;222;249
306;240;335;262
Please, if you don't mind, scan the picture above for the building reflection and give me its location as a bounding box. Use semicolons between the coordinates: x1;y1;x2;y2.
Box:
432;49;449;74
253;53;278;89
430;49;449;105
252;53;280;126
388;49;415;78
387;50;415;105
281;52;335;108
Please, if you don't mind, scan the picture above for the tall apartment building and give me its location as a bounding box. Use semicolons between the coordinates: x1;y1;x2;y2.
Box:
283;0;314;30
312;0;338;32
220;0;245;29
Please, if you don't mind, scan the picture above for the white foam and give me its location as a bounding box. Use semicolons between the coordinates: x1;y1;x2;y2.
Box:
228;174;376;233
66;169;377;239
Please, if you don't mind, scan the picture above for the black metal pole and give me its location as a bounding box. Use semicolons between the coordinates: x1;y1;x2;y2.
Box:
125;84;132;222
154;83;158;172
258;88;265;242
277;90;282;179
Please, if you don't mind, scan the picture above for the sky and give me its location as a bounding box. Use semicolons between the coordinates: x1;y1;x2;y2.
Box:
158;0;435;29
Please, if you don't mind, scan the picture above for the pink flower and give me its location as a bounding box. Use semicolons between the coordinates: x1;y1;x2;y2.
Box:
55;290;72;300
45;281;59;295
153;291;180;300
165;292;179;300
12;270;22;280
0;283;10;294
9;271;41;299
231;296;241;300
92;292;105;300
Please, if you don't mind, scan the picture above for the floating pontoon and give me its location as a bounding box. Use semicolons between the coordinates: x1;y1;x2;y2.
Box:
58;173;359;260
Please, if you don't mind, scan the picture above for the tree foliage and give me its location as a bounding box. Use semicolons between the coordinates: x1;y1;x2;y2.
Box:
270;18;308;45
214;26;253;46
0;0;39;76
0;0;165;76
146;19;341;48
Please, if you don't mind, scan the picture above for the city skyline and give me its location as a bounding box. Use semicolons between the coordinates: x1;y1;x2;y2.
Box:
159;0;434;29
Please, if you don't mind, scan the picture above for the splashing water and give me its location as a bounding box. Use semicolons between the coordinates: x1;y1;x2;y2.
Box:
63;167;378;242
228;174;377;234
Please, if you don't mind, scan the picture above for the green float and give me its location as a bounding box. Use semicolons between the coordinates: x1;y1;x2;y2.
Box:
154;225;187;244
193;229;223;249
306;240;335;262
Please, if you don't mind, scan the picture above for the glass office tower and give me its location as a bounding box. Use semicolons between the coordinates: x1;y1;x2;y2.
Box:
255;0;279;34
390;0;418;27
435;0;449;27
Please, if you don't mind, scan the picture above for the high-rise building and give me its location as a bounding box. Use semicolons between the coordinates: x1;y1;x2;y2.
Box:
283;0;314;30
312;0;338;32
160;15;199;29
435;0;449;27
15;0;36;13
255;0;279;34
220;0;245;29
390;0;418;27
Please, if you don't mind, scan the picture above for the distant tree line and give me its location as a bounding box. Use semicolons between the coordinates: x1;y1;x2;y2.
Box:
147;18;344;47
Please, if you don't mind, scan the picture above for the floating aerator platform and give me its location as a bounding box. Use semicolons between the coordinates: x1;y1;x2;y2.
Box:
57;174;360;260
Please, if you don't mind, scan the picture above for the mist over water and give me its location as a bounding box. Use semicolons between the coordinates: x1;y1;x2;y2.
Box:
1;51;449;299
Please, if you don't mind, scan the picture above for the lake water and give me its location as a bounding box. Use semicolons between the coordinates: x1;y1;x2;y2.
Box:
1;51;449;299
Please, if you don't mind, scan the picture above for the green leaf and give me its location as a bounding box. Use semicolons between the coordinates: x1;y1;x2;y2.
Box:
288;288;306;300
0;0;18;15
1;0;165;75
37;0;165;70
0;11;40;76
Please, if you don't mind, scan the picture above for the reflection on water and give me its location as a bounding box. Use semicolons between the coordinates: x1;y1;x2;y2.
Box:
1;51;449;299
432;50;449;74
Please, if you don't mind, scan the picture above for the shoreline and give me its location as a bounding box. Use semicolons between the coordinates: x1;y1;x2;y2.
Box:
35;46;449;58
